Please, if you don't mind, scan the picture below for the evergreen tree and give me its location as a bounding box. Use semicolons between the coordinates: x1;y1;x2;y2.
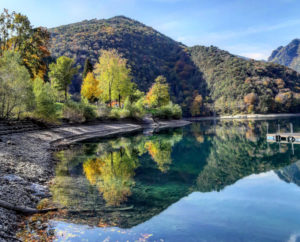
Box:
82;58;93;79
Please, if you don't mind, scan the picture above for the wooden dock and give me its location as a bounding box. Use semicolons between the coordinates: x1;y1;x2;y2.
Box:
267;133;300;144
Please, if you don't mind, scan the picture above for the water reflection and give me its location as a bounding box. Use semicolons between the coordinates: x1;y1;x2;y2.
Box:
49;118;300;233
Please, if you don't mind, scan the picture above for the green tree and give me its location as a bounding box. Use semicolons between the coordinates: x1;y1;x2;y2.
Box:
33;77;57;121
49;56;78;101
82;58;93;79
0;51;33;119
94;49;133;107
145;75;170;108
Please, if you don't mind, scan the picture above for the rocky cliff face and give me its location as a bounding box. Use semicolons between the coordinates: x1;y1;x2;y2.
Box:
269;39;300;73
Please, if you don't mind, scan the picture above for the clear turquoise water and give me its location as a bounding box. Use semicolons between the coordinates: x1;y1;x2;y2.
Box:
50;118;300;242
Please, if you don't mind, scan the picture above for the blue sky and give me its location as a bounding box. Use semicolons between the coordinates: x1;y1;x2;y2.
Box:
2;0;300;60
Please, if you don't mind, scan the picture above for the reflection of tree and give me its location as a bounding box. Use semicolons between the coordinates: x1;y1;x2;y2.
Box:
191;122;205;143
83;149;138;206
145;141;172;173
145;131;183;173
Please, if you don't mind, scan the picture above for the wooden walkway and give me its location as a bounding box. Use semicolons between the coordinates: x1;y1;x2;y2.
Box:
267;133;300;144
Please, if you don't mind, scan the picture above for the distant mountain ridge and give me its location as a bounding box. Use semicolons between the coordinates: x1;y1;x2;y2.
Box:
49;16;300;116
268;39;300;73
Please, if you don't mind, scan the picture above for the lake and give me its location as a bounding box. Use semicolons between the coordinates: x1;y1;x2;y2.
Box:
43;119;300;241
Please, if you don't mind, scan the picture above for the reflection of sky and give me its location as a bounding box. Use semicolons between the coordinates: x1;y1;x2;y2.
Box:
52;171;300;242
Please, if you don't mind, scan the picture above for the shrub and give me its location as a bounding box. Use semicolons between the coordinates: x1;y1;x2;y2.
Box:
63;101;97;123
109;108;121;119
152;102;182;120
119;109;131;118
123;96;146;120
96;102;110;118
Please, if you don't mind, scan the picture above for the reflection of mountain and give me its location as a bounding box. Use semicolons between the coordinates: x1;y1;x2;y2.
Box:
196;123;300;192
50;120;300;229
276;161;300;187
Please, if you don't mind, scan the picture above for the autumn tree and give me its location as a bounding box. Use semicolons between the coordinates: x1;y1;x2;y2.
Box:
145;75;170;108
244;92;258;113
0;9;50;79
190;94;203;116
49;56;79;101
94;49;132;107
81;72;102;102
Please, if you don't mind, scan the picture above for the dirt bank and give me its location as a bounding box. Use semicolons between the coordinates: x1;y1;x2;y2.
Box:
0;120;190;241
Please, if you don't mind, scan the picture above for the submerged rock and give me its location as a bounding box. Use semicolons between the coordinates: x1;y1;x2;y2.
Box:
28;183;49;198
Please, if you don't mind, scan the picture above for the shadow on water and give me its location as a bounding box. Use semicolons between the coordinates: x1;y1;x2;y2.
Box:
47;118;300;229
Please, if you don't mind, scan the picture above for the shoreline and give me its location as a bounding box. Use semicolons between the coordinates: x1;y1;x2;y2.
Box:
0;119;190;241
187;113;300;121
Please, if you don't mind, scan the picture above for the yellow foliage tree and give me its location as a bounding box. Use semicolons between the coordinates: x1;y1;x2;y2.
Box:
81;72;102;102
94;49;132;107
145;75;170;108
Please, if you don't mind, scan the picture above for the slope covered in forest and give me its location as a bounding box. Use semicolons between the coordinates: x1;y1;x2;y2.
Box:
49;17;300;116
190;46;300;115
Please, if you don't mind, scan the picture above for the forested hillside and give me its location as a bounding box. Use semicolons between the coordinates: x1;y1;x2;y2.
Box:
49;17;300;116
268;39;300;73
49;16;204;114
190;46;300;115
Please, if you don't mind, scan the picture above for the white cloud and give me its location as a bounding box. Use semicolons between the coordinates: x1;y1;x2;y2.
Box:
240;52;269;60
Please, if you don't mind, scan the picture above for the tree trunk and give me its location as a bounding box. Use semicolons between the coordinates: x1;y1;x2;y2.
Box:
0;199;60;214
65;86;68;102
109;86;112;108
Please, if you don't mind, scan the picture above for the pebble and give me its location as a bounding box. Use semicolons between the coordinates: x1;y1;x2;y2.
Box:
6;140;15;145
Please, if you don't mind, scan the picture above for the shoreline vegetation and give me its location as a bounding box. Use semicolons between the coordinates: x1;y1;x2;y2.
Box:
0;119;189;241
188;113;300;121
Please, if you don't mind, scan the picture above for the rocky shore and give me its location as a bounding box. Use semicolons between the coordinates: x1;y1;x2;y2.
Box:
0;119;190;241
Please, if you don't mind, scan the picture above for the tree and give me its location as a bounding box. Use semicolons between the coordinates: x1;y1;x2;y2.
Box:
94;49;132;107
49;56;78;101
0;9;50;79
0;51;33;119
190;94;203;116
81;72;102;102
145;75;170;108
33;77;57;121
82;58;93;79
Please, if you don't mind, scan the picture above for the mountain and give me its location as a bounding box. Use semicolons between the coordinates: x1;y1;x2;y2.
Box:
190;46;300;114
49;17;300;116
268;39;300;73
49;16;204;115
